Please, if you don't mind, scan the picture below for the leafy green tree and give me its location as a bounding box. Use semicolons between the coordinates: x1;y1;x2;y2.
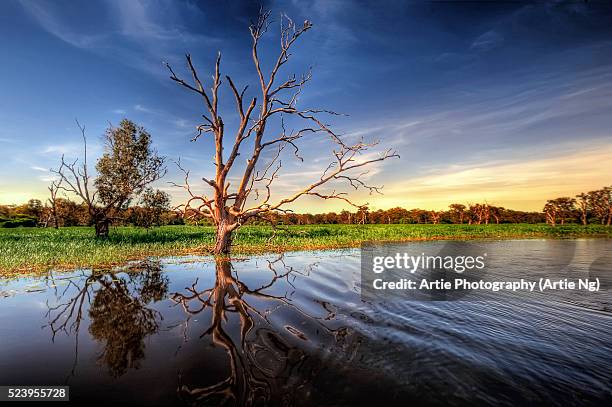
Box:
449;204;466;224
587;187;612;226
575;192;589;225
53;119;166;237
544;197;576;226
134;188;171;228
95;120;165;209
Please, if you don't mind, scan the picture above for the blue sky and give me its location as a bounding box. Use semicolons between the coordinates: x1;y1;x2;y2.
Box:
1;0;611;211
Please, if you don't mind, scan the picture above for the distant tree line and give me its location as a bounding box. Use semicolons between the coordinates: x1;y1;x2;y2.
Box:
544;186;612;226
0;113;608;231
0;199;44;227
0;193;180;229
0;201;539;228
247;204;545;225
2;187;610;229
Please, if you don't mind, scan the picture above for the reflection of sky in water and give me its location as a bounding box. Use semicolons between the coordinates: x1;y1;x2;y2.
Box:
0;241;611;406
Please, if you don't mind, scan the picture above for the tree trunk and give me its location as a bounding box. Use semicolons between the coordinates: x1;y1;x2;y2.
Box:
95;219;110;238
51;206;59;229
213;220;233;255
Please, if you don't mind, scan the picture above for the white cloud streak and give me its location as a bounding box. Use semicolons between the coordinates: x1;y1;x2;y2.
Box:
20;0;219;76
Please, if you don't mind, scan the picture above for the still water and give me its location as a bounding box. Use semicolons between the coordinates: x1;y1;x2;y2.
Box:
0;240;611;406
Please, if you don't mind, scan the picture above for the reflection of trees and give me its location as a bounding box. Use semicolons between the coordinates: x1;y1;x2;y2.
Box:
45;260;168;378
172;257;348;406
88;270;167;377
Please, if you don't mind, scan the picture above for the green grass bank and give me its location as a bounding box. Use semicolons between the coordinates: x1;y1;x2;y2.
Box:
1;223;610;275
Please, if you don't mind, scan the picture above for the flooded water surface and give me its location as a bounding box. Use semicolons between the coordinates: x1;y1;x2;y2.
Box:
1;239;611;406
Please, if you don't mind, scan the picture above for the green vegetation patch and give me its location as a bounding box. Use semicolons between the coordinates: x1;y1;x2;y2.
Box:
0;224;610;275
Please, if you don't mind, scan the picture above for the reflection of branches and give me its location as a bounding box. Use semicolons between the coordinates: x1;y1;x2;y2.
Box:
45;272;95;340
45;261;168;378
44;271;95;381
172;256;347;406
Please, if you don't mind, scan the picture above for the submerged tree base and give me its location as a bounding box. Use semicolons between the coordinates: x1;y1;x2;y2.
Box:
0;223;611;275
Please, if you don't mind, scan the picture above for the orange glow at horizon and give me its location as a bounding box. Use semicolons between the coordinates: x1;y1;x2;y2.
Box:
2;143;611;213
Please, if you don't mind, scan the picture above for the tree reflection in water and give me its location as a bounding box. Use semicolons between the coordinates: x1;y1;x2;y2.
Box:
44;256;360;403
45;260;168;378
172;256;355;406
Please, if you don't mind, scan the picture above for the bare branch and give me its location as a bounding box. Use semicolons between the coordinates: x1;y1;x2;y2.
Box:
168;9;399;254
168;159;215;222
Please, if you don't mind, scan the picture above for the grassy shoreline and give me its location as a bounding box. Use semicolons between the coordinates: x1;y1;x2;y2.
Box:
1;224;610;276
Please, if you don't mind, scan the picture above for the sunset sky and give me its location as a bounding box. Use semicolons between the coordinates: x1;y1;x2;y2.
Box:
1;0;611;212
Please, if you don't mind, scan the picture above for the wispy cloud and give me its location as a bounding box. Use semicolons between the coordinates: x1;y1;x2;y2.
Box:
131;104;194;132
38;175;56;183
471;30;504;52
20;0;108;48
20;0;219;76
42;144;76;155
40;141;101;157
134;104;152;113
173;118;190;129
339;60;612;156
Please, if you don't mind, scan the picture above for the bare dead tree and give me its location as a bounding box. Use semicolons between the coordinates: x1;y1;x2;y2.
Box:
428;210;441;225
587;187;612;226
543;201;558;226
576;192;589;226
468;203;490;225
51;120;105;235
167;11;398;254
46;179;63;228
490;206;503;224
